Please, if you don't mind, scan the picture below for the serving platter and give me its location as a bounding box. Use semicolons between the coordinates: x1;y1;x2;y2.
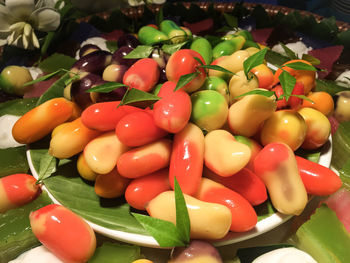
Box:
27;135;332;248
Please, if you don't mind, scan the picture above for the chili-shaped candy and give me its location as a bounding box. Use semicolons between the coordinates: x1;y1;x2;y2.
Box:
296;156;342;196
169;123;204;195
194;178;257;232
254;142;308;215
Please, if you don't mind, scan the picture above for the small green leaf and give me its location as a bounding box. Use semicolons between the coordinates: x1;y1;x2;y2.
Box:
243;48;268;78
123;45;154;59
156;7;164;27
36;72;72;106
39;53;77;73
234;89;275;100
174;178;190;244
106;40;118;53
193;56;204;66
282;61;317;71
174;72;199;91
86;82;127;93
23;69;62;86
132;213;185;247
162;41;188;55
88;242;141;263
279;43;298;60
290;94;314;103
120;88;161;106
279;71;296;102
38;152;57;182
199;64;235;76
223;13;238;28
301;54;321;66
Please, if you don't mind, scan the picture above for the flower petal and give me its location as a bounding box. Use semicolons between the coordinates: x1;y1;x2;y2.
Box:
5;0;35;19
0;39;7;46
35;0;55;9
29;7;60;31
31;30;39;48
0;5;12;29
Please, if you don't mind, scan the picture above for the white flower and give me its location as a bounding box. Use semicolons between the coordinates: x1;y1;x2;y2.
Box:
0;0;60;49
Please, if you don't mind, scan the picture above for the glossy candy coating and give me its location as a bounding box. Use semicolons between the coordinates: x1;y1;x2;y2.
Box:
30;204;96;263
0;173;40;213
228;70;259;104
254;142;308;215
0;65;34;95
201;76;229;103
94;167;130;198
190;37;213;65
169;123;204;196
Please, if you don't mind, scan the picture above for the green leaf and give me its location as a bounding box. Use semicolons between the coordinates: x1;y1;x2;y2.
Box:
234;89;275;100
106;40;119;53
162;41;188;55
339;159;350;188
23;69;62;86
132;213;185;247
290;94;314;103
156;7;164;27
295;148;321;163
279;42;298;60
38;152;57;182
199;64;234;75
0;98;38;117
193;56;204;65
174;72;199;91
36;72;71;106
174;178;190;244
88;243;141;263
0;147;29;178
282;61;317;71
123;45;154;59
243;48;268;78
265;49;290;68
223;13;238;28
86;82;127;93
301;54;321;66
278;71;296;102
120;88;161;106
39;53;77;73
315;79;350;96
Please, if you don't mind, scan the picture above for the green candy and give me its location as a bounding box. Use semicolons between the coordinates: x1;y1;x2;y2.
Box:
138;25;168;45
235;30;254;41
190;37;213;65
212;36;245;59
190;90;228;132
160;20;186;44
200;76;229;102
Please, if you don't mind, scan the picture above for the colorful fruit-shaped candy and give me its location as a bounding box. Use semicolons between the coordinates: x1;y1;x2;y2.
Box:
194;178;257;232
166;49;206;93
250;63;274;90
117;139;172;178
254;142;308;215
153;81;192;133
190;37;213;65
191;90;228;132
228;70;259;104
125;169;171;210
147;191;231;240
204;130;251;177
160;20;187;43
123;58;160;92
12;98;79;144
94;167;130;198
30;204;96;263
0;173;40;213
169;123;204;196
115;110;168;147
138;25;168;45
200;76;229;103
0;65;33;95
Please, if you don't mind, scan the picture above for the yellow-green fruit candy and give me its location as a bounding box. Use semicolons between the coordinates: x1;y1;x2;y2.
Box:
201;76;229;103
0;65;33;95
190;90;228;132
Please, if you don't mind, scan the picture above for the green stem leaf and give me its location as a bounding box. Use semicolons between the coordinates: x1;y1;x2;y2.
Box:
37;152;57;182
279;42;298;60
233;89;276;100
174;72;199;91
199;64;234;76
278;70;296;102
174;177;190;244
282;61;318;71
123;45;155;59
23;69;62;86
243;48;268;78
119;88;161;106
162;41;188;55
86;82;127;93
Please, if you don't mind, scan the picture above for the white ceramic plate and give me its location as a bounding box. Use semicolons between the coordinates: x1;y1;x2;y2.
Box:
27;136;332;248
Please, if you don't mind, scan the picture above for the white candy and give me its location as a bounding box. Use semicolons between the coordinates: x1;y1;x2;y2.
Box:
252;247;317;263
9;246;63;263
0;115;24;149
272;41;312;58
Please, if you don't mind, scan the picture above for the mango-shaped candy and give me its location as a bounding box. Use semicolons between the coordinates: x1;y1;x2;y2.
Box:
204;130;251;177
228;93;276;137
228;70;259;104
147;191;231;240
94;167;130;198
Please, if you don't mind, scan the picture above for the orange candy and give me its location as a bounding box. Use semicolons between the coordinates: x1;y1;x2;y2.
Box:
301;91;334;116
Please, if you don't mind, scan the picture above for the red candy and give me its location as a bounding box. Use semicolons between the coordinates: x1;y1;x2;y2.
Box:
115;110;168;147
0;173;40;213
153;81;192;133
30;204;96;263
